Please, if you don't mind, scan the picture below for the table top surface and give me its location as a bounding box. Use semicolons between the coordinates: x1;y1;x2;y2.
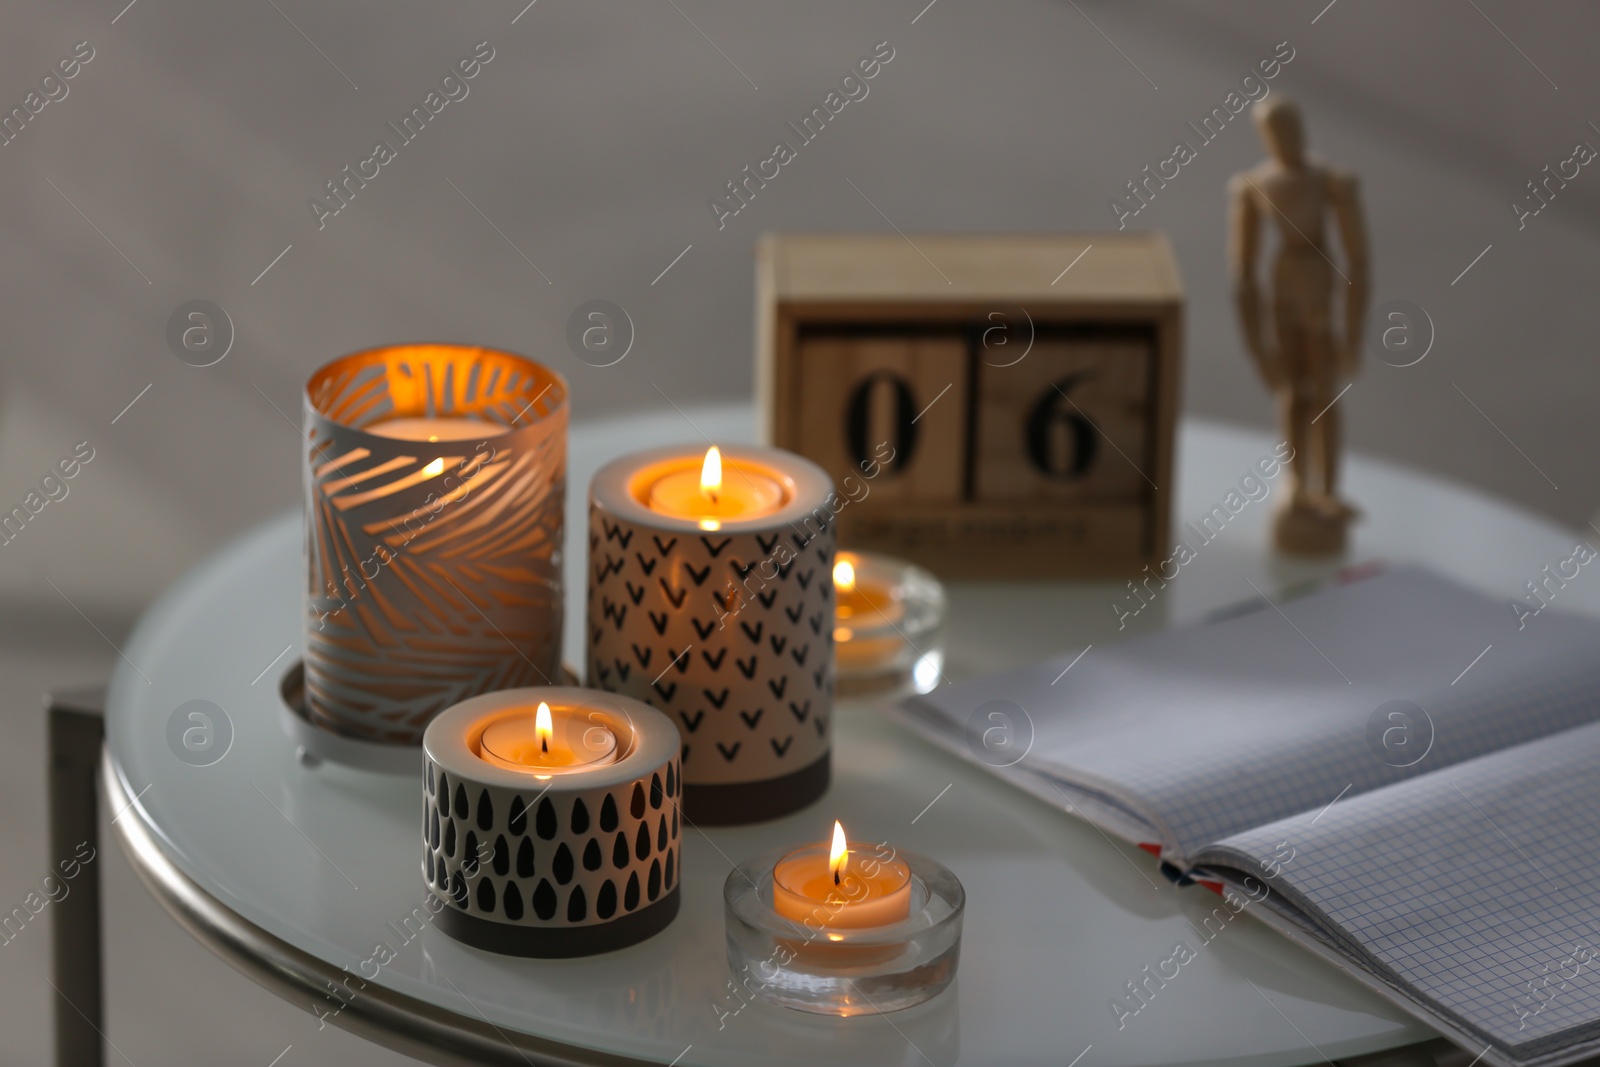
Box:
105;403;1600;1067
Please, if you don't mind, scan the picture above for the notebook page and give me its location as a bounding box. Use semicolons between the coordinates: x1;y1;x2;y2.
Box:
1193;718;1600;1065
897;566;1600;858
889;699;1165;843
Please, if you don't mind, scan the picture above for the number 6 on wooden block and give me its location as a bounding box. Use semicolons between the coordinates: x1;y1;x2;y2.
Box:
975;333;1154;502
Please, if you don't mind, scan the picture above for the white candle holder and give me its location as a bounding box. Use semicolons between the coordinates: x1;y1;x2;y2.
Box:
587;445;836;825
303;343;567;748
832;551;947;699
422;687;681;957
723;844;965;1015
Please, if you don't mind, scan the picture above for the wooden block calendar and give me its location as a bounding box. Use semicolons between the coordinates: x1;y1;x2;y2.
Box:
756;233;1183;579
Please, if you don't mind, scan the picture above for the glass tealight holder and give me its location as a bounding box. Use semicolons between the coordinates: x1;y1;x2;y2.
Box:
723;845;964;1016
833;551;946;699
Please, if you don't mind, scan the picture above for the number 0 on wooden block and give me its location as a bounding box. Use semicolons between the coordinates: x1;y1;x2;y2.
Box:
793;333;966;504
757;234;1182;579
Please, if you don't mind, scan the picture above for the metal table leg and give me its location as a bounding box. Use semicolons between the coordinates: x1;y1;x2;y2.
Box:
48;686;106;1067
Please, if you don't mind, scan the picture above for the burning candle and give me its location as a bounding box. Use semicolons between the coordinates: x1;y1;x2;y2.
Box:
832;554;907;673
478;700;618;776
423;686;683;958
646;446;786;530
366;416;506;442
723;826;965;1016
772;821;912;930
302;343;566;748
588;443;837;825
364;417;506;478
828;551;946;696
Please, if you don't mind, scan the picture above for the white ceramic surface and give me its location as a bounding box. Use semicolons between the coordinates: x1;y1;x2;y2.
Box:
105;404;1600;1067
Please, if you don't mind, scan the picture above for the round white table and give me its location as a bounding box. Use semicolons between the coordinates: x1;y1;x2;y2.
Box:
102;404;1598;1067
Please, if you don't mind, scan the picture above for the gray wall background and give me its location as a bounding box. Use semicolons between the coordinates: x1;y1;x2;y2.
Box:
2;0;1598;621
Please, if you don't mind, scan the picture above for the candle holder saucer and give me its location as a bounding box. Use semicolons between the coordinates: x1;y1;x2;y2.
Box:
276;660;580;773
723;845;964;1016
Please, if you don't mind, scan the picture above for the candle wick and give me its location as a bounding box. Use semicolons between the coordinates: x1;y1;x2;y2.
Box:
833;870;840;886
541;737;548;755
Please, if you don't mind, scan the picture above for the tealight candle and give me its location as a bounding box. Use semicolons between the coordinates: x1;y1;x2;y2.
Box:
832;554;906;675
478;701;618;775
588;444;837;824
773;821;911;930
829;551;947;697
366;416;506;442
646;446;786;529
722;829;965;1015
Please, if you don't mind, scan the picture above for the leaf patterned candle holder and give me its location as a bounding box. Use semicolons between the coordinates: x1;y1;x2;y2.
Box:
422;687;682;957
303;343;566;750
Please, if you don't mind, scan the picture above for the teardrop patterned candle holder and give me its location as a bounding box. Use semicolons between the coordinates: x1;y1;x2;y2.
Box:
422;687;682;957
303;343;566;749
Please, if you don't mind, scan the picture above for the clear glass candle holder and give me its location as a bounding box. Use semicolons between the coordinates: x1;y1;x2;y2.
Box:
832;551;946;699
723;845;964;1016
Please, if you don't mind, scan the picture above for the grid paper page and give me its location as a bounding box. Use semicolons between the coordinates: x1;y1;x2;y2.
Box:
1198;718;1600;1064
899;566;1600;857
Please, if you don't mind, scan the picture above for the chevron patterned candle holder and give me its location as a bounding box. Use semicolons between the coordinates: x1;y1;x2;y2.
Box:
587;444;836;825
423;687;681;957
303;343;566;750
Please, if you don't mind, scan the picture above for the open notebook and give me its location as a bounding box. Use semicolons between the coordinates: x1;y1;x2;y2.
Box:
896;566;1600;1067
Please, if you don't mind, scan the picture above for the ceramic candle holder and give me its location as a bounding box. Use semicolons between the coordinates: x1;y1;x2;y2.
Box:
587;445;836;825
422;687;681;957
303;344;566;750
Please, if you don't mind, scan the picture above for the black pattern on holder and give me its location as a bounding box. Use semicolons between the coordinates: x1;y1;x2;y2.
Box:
586;482;836;823
423;753;682;957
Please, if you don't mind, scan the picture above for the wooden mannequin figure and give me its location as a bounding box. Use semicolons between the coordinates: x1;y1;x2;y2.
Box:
1229;97;1368;555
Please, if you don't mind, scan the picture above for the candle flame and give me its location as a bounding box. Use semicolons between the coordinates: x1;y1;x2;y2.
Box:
833;559;856;591
829;820;848;885
536;701;552;756
422;457;445;476
700;446;722;498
